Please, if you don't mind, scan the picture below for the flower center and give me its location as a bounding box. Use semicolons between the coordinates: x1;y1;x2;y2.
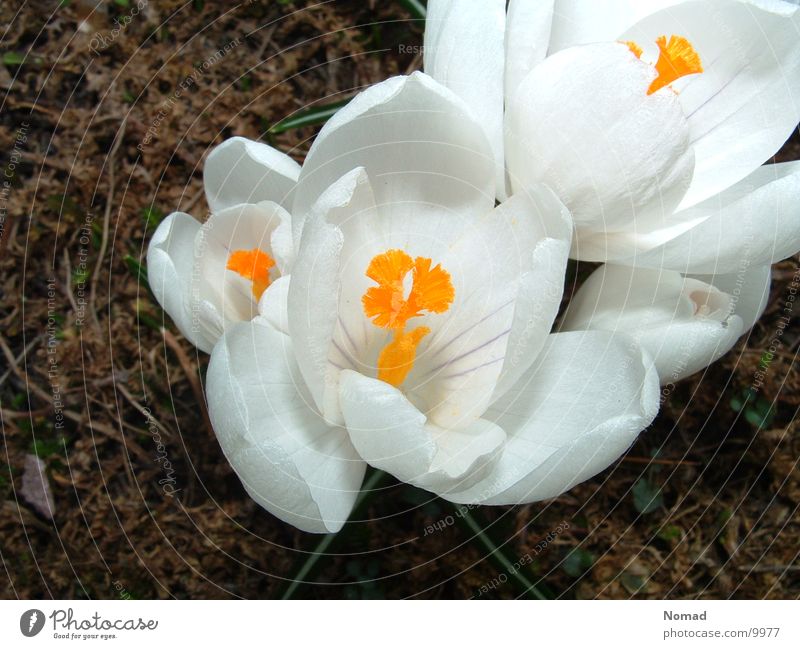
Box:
362;248;455;388
625;35;703;95
226;248;276;300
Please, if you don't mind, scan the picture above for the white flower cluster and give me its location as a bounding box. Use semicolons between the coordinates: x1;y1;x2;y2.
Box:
148;0;800;533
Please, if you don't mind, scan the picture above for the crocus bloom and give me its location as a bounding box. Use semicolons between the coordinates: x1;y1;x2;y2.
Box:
561;263;772;383
147;137;299;352
205;73;660;533
424;0;800;270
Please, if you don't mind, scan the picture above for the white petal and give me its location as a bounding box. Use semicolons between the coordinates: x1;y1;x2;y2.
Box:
746;0;799;15
407;186;572;429
505;42;694;247
445;331;660;504
147;212;216;353
424;0;507;197
339;370;506;495
287;202;345;423
689;264;772;333
257;275;291;336
505;0;555;103
620;161;800;274
548;0;682;52
561;264;746;382
622;0;800;208
206;320;366;534
204;136;300;213
292;72;496;244
194;201;291;332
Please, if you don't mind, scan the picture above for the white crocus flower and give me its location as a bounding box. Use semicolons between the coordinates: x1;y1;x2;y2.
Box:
561;263;772;383
424;0;800;270
205;73;660;533
147;137;298;352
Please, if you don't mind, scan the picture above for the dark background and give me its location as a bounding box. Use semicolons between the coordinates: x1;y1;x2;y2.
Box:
1;0;798;599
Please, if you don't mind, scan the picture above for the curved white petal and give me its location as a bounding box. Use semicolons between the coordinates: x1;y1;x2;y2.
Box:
407;186;571;429
194;201;291;335
505;42;694;246
287;198;345;423
339;370;506;495
561;264;749;382
548;0;682;53
747;0;800;15
206;319;366;534
292;72;496;245
147;212;216;353
204;136;300;213
621;161;800;274
445;331;660;505
424;0;507;197
621;0;800;208
689;264;772;333
258;274;291;336
505;0;555;103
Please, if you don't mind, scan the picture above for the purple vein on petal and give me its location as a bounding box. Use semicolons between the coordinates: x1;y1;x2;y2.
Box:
438;356;505;380
423;328;512;378
427;299;515;361
337;316;363;359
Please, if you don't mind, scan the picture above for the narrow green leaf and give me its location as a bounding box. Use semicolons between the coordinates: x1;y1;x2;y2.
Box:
141;205;164;230
123;254;148;285
397;0;426;21
3;52;26;66
280;469;389;599
268;99;351;135
456;508;549;600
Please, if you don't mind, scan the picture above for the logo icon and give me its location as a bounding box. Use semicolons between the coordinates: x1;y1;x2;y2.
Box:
20;609;45;637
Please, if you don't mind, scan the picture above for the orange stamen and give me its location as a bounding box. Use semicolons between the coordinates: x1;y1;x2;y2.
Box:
623;40;643;59
226;248;276;300
647;35;703;95
362;249;455;389
376;326;430;387
362;249;454;332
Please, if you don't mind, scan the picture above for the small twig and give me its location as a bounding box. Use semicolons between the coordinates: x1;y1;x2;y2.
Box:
0;334;52;404
61;249;79;316
89;116;127;333
180;186;206;216
736;564;800;573
116;382;174;440
0;333;44;388
404;51;422;74
161;328;213;437
622;456;701;467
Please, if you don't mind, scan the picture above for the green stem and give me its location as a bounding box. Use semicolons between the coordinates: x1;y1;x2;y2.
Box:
397;0;426;21
457;508;549;600
279;469;389;599
268;99;351;135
